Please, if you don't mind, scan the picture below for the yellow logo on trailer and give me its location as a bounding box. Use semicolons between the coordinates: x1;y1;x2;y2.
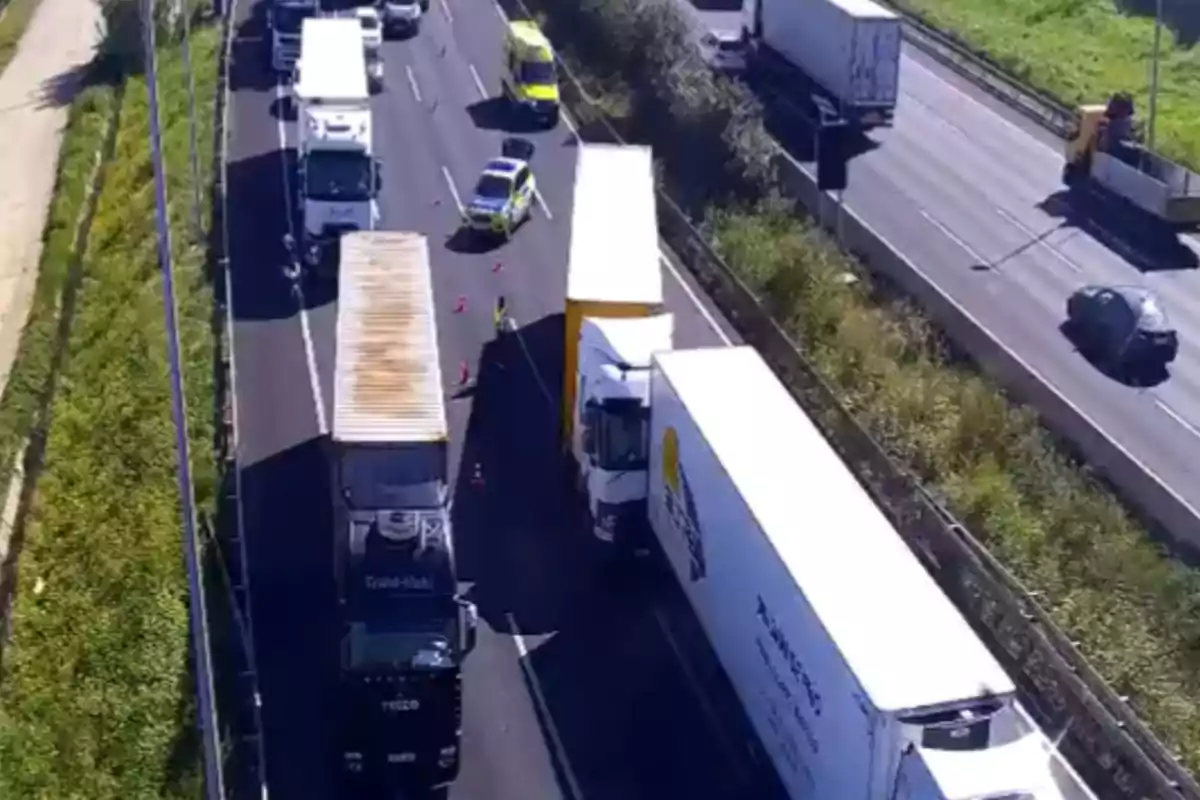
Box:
501;20;560;126
660;426;706;582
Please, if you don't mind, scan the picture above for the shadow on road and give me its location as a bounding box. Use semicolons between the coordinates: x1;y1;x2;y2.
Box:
1038;188;1199;272
241;437;339;800
1057;320;1173;389
445;228;506;255
466;97;543;134
230;1;278;94
448;312;784;799
227;147;306;321
450;312;594;637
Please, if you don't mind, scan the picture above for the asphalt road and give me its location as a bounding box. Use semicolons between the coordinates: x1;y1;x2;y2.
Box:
687;3;1200;539
223;0;776;797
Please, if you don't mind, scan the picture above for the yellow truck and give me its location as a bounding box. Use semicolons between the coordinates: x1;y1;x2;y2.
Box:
562;143;674;553
501;21;560;127
1063;92;1200;231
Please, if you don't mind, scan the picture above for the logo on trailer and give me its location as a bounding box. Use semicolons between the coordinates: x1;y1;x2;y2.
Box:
660;426;706;581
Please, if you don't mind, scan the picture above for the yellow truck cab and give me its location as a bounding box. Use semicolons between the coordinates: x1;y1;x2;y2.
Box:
501;21;560;127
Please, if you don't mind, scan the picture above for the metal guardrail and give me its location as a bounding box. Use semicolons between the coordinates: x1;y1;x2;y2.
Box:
545;45;1200;800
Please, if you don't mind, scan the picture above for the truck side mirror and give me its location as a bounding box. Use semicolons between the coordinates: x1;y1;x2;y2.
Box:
459;599;478;654
581;401;599;461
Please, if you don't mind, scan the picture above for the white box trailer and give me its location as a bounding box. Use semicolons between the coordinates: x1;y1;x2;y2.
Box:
743;0;901;127
647;346;1093;799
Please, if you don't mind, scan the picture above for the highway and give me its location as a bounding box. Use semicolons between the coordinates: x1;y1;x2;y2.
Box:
223;0;780;796
689;4;1200;539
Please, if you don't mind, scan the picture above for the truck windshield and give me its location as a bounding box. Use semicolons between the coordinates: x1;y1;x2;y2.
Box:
519;60;555;85
305;151;373;202
597;399;649;472
272;6;311;34
344;615;458;671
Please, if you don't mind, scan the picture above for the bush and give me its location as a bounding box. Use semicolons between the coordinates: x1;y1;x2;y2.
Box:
513;0;1200;777
886;0;1200;170
0;22;221;798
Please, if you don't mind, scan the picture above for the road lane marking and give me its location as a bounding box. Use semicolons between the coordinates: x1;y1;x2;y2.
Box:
440;165;464;215
507;612;585;800
992;206;1081;272
653;607;751;784
438;0;454;24
533;189;552;220
491;0;505;21
904;57;1060;159
404;64;422;103
222;0;271;791
1155;398;1200;441
658;255;732;345
501;316;556;405
274;81;329;435
919;208;988;266
468;62;488;99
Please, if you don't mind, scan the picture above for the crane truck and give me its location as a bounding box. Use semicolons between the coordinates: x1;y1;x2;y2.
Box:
647;345;1099;800
1063;92;1200;231
331;232;478;795
562;143;675;556
293;18;382;275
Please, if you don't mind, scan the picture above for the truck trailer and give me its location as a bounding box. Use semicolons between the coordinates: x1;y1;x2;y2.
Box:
292;18;382;274
562;143;674;554
331;232;478;794
647;346;1098;800
741;0;901;129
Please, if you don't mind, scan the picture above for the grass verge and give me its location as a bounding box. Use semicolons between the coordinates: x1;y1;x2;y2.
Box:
508;0;1200;781
888;0;1200;169
0;0;44;78
0;21;222;798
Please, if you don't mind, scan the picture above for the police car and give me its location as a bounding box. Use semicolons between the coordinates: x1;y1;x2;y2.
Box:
464;138;537;239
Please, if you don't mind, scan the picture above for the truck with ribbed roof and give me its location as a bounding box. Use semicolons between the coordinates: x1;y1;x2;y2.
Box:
331;231;477;795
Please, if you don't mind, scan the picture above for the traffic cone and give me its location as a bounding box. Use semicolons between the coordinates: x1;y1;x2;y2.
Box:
492;260;502;273
454;295;467;313
458;360;471;386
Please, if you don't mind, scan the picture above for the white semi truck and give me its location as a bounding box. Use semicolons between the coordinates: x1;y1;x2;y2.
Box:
741;0;901;129
293;18;382;274
647;346;1099;800
561;143;675;555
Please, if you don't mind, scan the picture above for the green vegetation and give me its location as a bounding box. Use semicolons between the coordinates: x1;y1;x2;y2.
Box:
0;0;44;77
888;0;1200;169
509;0;1200;778
0;20;221;798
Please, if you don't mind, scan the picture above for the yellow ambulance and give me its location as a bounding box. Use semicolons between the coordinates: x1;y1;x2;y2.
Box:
501;21;560;127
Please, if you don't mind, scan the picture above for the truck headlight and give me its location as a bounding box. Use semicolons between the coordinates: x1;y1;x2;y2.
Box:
438;745;458;768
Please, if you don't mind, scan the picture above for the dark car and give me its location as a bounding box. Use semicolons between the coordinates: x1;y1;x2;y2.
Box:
1065;284;1179;368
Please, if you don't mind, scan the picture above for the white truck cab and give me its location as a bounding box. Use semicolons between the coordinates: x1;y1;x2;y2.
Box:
562;144;669;554
575;314;674;542
293;18;382;273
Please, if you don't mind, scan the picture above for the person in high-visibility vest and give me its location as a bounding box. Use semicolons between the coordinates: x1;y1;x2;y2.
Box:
493;295;509;335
